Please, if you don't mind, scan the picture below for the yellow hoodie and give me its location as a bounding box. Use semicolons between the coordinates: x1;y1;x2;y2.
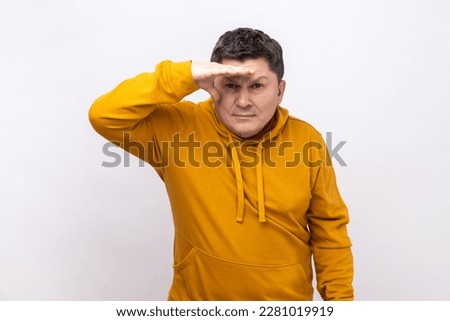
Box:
89;60;354;300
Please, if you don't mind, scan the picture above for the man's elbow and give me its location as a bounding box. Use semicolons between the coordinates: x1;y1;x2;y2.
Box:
88;99;108;133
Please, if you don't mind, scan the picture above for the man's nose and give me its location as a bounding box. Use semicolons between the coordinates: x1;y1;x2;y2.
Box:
236;88;251;108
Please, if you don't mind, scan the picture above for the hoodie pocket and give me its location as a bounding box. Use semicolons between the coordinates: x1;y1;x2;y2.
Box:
173;246;198;271
170;246;313;301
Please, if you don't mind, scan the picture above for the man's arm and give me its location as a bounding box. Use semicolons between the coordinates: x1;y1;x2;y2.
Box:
89;61;198;150
89;60;254;161
307;135;354;301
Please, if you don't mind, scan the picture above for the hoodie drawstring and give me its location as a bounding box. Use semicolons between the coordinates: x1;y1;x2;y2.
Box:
230;141;245;222
256;142;266;222
229;135;266;223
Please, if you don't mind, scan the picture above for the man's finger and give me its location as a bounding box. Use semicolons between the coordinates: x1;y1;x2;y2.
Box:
219;65;255;77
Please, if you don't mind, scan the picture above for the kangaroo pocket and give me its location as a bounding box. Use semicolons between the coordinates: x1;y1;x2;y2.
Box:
169;247;313;301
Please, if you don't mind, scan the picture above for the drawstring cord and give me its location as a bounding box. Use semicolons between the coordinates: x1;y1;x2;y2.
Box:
229;135;266;223
230;138;245;222
256;142;266;222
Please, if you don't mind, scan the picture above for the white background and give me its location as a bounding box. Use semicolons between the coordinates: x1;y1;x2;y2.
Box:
1;0;449;300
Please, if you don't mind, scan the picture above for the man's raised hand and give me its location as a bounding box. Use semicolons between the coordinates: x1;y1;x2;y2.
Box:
191;62;255;103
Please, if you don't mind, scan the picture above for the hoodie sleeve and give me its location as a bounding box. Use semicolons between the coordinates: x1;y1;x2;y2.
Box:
307;134;354;301
88;60;199;167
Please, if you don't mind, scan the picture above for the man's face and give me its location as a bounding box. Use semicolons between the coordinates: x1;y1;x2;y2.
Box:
214;57;286;138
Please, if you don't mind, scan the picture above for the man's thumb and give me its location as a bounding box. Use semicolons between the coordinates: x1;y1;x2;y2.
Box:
205;85;220;104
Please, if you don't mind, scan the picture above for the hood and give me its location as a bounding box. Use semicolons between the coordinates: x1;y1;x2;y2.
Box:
203;98;290;223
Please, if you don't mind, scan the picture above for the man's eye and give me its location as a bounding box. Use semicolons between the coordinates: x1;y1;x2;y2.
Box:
225;83;239;89
251;83;263;89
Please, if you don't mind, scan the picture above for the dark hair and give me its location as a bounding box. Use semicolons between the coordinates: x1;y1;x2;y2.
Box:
210;28;284;82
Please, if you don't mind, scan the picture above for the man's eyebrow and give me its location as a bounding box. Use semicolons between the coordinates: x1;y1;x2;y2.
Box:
222;76;269;82
222;76;238;82
250;76;269;82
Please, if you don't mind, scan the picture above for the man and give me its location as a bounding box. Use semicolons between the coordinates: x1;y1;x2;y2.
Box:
89;28;353;300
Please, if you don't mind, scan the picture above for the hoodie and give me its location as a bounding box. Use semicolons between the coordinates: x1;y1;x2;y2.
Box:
89;60;354;300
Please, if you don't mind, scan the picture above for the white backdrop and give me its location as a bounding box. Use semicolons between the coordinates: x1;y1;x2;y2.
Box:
1;0;449;300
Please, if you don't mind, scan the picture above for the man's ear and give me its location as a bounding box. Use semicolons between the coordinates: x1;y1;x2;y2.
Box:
277;80;286;103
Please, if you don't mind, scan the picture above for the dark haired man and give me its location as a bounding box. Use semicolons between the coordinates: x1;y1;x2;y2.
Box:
89;27;354;300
